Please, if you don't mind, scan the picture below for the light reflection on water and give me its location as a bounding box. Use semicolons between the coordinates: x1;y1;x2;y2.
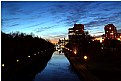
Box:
34;51;80;81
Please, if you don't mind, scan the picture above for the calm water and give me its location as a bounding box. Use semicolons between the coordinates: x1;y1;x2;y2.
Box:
33;51;81;81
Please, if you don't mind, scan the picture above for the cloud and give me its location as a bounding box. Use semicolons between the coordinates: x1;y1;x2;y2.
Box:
34;25;57;33
2;18;20;22
1;2;23;15
47;2;93;26
10;24;19;27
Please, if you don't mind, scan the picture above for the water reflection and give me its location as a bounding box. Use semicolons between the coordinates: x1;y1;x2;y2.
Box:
34;51;80;81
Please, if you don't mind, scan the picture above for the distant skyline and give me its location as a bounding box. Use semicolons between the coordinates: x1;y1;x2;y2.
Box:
1;1;121;43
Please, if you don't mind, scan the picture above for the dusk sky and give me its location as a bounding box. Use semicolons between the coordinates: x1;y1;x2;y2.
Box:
1;1;121;43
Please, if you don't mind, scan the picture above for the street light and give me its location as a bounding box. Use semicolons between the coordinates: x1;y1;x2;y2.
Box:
84;55;88;68
84;56;87;60
2;64;5;67
74;50;77;54
17;59;19;62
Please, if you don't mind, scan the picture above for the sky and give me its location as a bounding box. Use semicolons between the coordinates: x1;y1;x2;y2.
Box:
1;1;121;43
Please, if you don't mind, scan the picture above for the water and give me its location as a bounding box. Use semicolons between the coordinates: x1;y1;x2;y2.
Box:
33;51;81;81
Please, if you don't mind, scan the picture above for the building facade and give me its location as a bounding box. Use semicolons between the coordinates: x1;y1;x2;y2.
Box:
68;24;85;44
104;24;121;41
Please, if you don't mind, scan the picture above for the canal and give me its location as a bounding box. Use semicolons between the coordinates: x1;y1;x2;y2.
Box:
33;51;81;81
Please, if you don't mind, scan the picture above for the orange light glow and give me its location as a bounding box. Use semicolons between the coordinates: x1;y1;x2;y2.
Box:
117;38;120;41
74;50;77;54
94;37;104;43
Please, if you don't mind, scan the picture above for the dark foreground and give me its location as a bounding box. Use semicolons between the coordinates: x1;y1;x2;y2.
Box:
64;49;121;81
2;49;54;81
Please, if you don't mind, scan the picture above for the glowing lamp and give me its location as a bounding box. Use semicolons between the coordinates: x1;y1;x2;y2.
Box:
17;59;19;62
84;56;87;60
34;54;36;55
2;64;5;67
28;55;30;58
74;50;77;54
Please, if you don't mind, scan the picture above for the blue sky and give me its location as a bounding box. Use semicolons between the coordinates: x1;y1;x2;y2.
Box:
1;1;121;43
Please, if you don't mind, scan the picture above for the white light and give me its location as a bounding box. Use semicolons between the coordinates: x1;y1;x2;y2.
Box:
117;38;120;41
84;56;87;60
101;47;103;49
2;64;5;67
109;27;111;30
28;56;30;58
110;33;113;35
38;52;40;54
17;59;19;62
34;54;36;55
100;40;102;43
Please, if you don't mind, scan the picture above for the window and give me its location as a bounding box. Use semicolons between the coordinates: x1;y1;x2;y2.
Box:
109;27;111;30
110;33;113;35
69;30;74;32
69;32;75;35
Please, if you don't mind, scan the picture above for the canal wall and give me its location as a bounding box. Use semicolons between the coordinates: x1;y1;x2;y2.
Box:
64;51;101;81
2;48;55;81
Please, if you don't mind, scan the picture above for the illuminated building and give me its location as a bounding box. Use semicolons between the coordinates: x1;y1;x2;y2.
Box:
104;24;117;39
116;33;121;41
68;24;85;43
58;38;68;47
104;24;121;41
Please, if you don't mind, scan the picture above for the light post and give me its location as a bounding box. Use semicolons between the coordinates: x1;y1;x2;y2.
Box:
84;56;87;60
74;50;77;54
84;55;88;68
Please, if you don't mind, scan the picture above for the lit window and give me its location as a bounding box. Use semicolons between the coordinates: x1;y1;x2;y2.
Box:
110;33;113;35
109;27;111;30
69;30;73;31
69;32;75;35
117;38;120;41
106;31;108;33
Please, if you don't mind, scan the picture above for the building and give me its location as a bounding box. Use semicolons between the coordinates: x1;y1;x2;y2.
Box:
104;24;117;39
58;38;68;47
116;33;121;41
104;24;121;41
68;24;85;44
